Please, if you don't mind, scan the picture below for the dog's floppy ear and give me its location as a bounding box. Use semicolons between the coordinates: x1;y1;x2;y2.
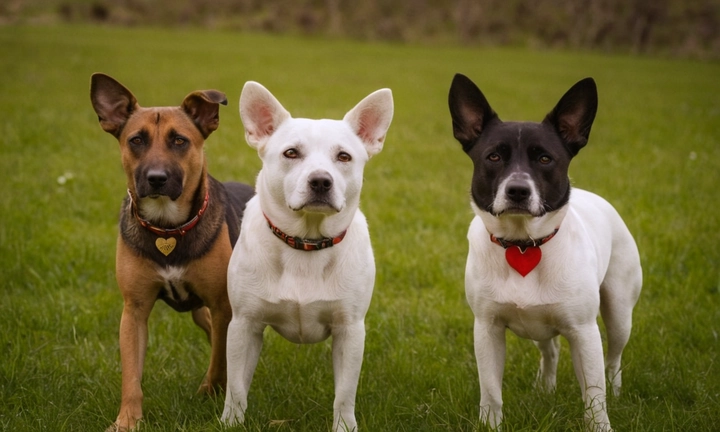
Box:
543;77;598;156
90;73;139;138
448;73;499;153
239;81;291;150
343;88;394;158
182;90;228;138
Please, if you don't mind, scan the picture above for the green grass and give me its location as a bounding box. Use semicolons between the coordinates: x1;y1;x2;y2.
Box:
1;24;719;431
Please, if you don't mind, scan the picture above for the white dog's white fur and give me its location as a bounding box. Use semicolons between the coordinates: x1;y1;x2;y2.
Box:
466;188;642;431
222;82;393;431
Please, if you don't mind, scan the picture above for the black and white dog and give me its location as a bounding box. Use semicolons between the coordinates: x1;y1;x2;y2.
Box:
448;74;642;431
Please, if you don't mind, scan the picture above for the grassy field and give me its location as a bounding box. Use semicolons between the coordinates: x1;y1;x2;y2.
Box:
1;25;719;431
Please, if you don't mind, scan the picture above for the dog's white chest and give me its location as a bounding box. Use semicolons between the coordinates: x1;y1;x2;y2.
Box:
260;298;339;344
230;226;374;345
263;250;371;343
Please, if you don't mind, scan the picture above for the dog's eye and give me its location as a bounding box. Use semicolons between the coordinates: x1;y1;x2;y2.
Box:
337;152;352;162
174;137;186;146
283;148;299;159
129;136;143;146
539;155;552;164
487;153;501;162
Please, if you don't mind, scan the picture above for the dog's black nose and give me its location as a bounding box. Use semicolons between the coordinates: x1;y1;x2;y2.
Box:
506;181;531;202
147;170;168;189
309;171;333;193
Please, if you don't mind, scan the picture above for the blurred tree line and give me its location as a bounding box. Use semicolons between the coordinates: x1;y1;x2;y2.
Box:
4;0;719;58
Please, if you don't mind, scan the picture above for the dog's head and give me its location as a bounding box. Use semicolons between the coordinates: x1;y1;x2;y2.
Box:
90;73;227;225
238;81;393;224
449;74;597;221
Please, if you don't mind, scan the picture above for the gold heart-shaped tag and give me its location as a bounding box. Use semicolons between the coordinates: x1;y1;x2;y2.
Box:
155;237;177;256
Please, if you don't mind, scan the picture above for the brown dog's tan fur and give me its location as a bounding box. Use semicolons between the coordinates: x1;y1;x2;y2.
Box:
91;73;254;431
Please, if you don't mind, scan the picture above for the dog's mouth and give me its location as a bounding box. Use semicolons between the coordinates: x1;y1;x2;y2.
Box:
491;205;547;218
134;166;184;201
498;207;534;216
293;199;341;213
137;187;182;201
135;192;181;203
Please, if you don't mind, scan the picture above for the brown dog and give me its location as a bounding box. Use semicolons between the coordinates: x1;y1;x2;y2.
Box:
90;73;254;431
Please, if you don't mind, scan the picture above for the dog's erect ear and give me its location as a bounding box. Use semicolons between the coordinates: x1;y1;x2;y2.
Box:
90;73;139;138
182;90;228;138
543;78;598;156
343;89;394;157
448;73;499;153
239;81;291;150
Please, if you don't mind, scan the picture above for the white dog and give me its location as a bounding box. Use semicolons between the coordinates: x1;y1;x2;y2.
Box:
448;74;642;431
222;82;393;431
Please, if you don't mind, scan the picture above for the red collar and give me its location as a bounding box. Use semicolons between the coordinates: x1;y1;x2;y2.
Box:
129;189;209;237
489;228;559;252
263;213;347;251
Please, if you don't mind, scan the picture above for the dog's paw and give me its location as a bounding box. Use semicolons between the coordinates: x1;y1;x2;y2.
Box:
588;424;613;432
105;418;141;432
220;405;245;427
479;406;503;431
585;416;613;432
332;414;358;432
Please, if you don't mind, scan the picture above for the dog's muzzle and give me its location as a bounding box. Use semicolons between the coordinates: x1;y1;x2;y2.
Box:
297;170;341;212
492;176;544;217
135;165;184;200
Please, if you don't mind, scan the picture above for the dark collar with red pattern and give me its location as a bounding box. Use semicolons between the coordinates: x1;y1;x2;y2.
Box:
263;213;347;251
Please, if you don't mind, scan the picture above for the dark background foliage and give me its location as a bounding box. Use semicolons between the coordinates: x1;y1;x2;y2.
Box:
3;0;719;59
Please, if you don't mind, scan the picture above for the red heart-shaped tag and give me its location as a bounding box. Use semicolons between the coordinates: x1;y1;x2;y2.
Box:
505;246;542;277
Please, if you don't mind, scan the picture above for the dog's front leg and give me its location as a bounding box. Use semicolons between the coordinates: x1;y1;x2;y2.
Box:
331;321;366;432
475;318;506;429
221;315;265;426
111;299;155;431
566;325;612;432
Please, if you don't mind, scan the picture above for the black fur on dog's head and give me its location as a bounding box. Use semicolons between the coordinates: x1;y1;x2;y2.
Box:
448;74;597;217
